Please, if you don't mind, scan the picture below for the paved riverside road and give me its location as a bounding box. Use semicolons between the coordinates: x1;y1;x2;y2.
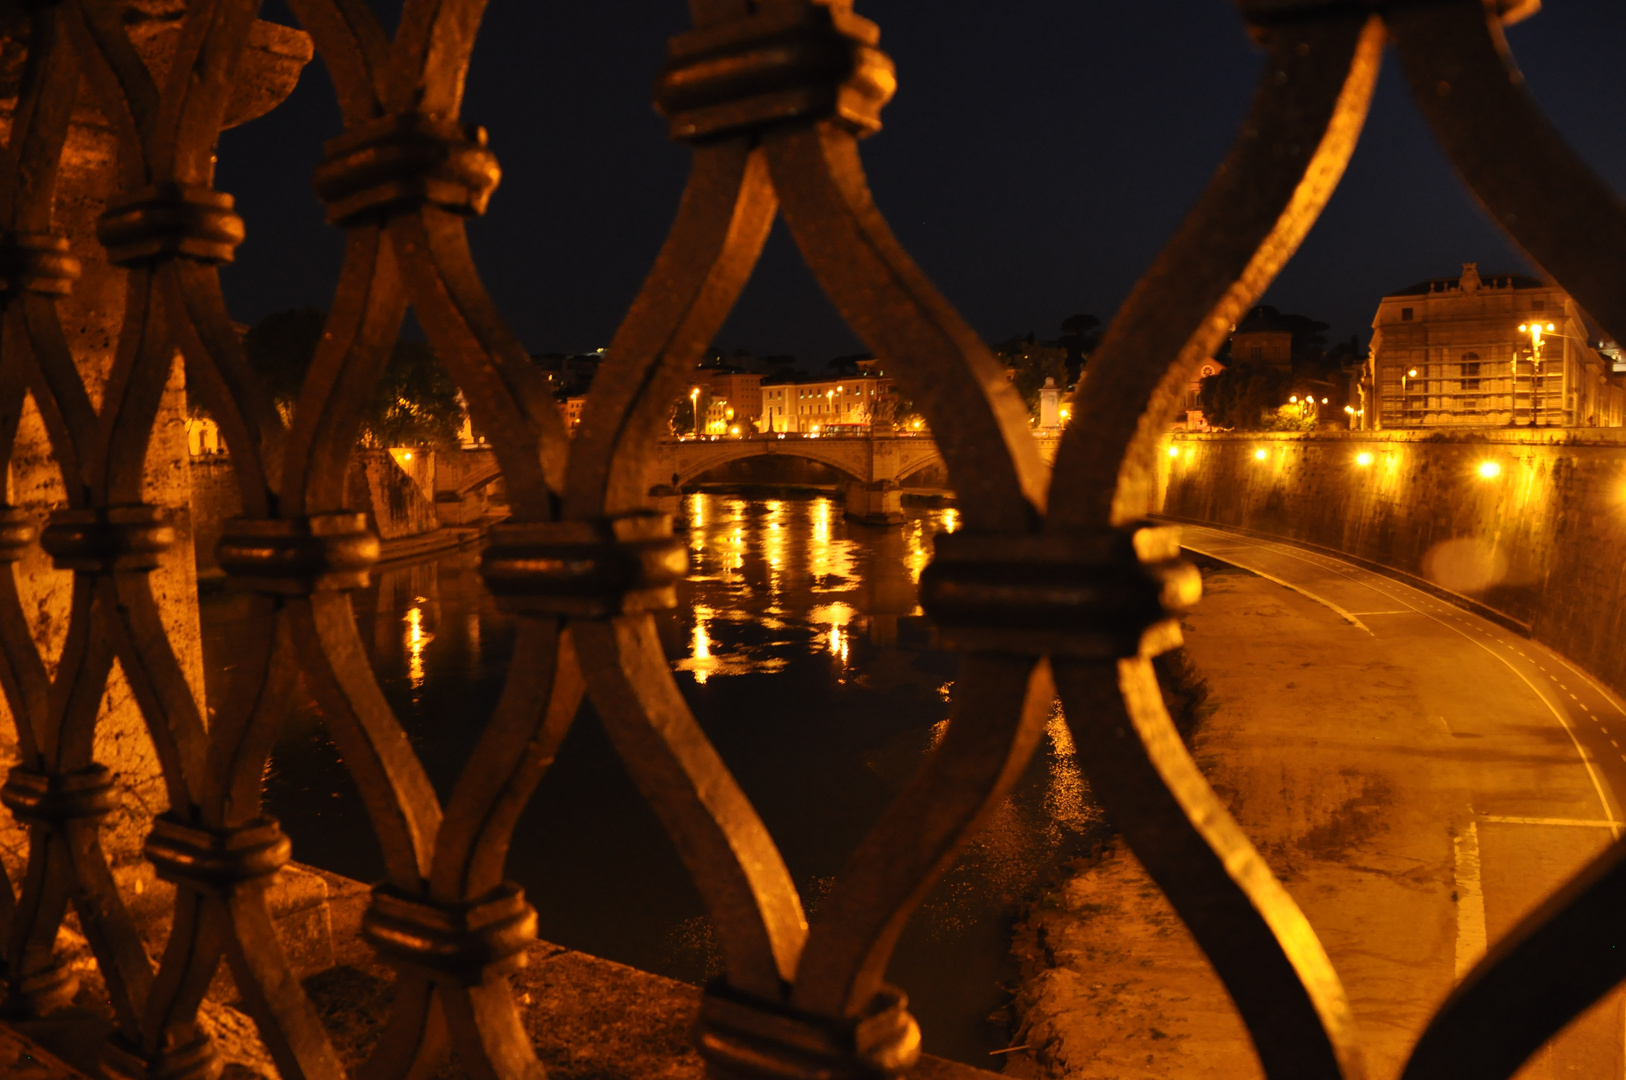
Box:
1175;523;1626;1080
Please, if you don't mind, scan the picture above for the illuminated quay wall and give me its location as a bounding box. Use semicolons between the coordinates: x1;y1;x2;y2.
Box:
1158;430;1626;698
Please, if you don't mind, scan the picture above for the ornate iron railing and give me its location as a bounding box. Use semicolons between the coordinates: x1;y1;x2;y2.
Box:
0;0;1620;1078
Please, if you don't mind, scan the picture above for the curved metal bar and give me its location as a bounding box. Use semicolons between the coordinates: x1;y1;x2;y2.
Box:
1048;14;1384;530
1388;0;1626;351
197;598;295;824
97;575;208;811
384;0;489;118
765;121;1049;528
790;656;1049;1017
282;0;394;124
282;228;409;515
3;1;78;233
563;141;777;518
223;887;348;1080
389;210;564;515
574;615;807;999
288;593;443;887
1053;655;1363;1080
146;0;262;186
429;620;582;899
61;0;157;191
160;261;286;517
1402;834;1626;1080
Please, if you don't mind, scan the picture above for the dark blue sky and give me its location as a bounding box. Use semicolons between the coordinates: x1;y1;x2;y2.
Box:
219;1;1626;363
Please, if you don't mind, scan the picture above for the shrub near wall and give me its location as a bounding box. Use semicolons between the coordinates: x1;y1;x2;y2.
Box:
1157;430;1626;701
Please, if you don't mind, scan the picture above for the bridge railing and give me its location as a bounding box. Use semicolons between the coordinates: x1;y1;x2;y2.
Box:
0;2;1619;1079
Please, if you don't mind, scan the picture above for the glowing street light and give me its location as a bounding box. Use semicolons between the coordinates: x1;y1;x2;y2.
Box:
1168;445;1180;458
1254;448;1268;461
1518;319;1558;426
1355;451;1374;467
689;386;701;436
1478;460;1501;480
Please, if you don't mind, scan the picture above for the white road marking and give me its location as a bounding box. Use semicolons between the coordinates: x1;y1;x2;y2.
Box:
1454;820;1487;980
1181;543;1373;634
1481;815;1625;828
1182;528;1622;838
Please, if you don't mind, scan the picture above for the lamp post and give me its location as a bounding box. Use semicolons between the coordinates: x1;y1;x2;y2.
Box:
690;386;700;436
1401;367;1418;425
1518;319;1555;426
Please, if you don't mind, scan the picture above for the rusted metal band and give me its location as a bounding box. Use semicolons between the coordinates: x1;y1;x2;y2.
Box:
694;982;921;1080
40;505;173;573
97;183;245;267
1239;0;1537;25
0;506;37;562
0;233;80;296
215;513;379;595
919;525;1201;658
0;763;116;825
481;511;688;618
314;113;501;227
361;882;537;982
655;4;896;143
144;815;292;889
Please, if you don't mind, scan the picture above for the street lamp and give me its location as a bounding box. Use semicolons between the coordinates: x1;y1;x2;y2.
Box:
1518;320;1556;426
689;386;700;436
1401;367;1418;425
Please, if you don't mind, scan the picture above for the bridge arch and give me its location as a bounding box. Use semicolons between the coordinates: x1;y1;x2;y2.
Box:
455;461;503;497
668;440;869;488
896;449;947;484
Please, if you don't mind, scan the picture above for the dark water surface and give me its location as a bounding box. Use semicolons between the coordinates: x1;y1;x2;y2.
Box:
200;492;1102;1065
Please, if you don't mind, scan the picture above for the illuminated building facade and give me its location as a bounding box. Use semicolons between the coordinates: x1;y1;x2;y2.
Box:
1363;263;1625;429
761;372;893;433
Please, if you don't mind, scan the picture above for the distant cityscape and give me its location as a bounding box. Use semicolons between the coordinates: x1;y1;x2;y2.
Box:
186;262;1626;459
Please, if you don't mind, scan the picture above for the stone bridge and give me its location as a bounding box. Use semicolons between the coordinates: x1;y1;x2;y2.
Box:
437;431;1062;524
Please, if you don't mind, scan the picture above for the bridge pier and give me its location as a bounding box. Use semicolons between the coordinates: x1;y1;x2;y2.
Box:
843;480;904;525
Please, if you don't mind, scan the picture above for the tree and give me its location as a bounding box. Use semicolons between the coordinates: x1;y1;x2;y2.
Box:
366;339;463;448
240;309;464;447
994;334;1067;421
1197;363;1292;430
1057;312;1102;383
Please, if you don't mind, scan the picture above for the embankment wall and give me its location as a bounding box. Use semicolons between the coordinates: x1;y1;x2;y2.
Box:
191;448;441;574
1158;430;1626;700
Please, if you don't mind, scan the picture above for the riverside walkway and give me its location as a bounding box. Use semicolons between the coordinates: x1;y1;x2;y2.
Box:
1010;524;1626;1079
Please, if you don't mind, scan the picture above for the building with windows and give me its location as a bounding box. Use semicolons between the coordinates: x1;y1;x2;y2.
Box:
1362;263;1625;429
703;369;764;433
761;372;894;433
1230;314;1292;369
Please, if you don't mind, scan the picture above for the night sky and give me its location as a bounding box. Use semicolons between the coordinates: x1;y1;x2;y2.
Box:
219;1;1626;365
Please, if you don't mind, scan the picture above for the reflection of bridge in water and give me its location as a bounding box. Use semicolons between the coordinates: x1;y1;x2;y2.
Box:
437;431;1063;524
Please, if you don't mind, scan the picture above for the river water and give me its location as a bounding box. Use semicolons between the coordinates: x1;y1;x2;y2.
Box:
200;492;1104;1065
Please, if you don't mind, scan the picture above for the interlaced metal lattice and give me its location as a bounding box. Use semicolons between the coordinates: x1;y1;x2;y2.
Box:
0;0;1620;1077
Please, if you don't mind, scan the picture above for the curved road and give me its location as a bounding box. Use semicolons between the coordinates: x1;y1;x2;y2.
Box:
1176;523;1625;1079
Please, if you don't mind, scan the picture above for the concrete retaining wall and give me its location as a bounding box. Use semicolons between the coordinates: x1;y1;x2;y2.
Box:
1157;429;1626;701
191;449;442;574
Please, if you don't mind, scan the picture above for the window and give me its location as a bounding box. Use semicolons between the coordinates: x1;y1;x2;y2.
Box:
1461;353;1481;393
1532;300;1545;311
1248;346;1263;361
1401;307;1414;321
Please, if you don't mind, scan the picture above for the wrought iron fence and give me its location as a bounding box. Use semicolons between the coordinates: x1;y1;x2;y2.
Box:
0;0;1620;1077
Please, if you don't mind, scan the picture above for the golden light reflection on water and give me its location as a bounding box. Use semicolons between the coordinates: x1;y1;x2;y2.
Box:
404;605;432;689
809;602;855;669
906;519;928;584
688;603;715;684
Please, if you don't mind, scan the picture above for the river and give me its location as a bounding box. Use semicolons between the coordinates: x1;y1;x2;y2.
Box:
200;491;1104;1065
